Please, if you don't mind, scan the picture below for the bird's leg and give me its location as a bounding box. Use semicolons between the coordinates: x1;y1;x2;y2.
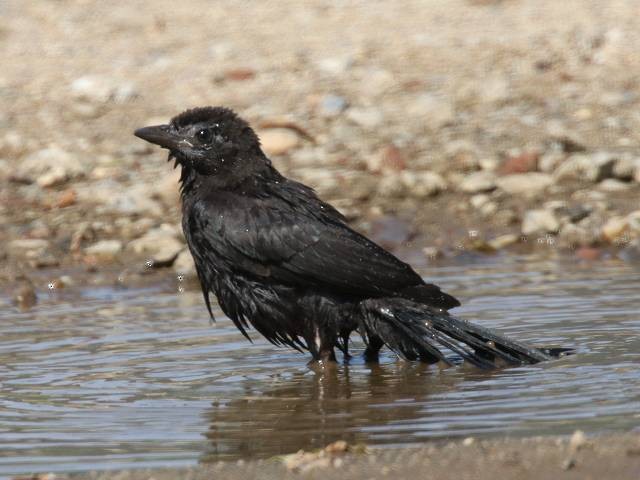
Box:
338;329;352;360
363;334;385;363
306;326;337;364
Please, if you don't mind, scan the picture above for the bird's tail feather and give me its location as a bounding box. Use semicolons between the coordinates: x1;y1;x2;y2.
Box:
359;299;563;368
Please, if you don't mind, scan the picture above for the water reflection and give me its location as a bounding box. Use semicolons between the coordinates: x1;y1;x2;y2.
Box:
202;362;496;460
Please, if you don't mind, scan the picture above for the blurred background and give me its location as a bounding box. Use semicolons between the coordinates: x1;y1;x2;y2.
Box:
1;0;640;279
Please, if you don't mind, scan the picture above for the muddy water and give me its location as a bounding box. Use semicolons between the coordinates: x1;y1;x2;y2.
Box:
1;254;639;476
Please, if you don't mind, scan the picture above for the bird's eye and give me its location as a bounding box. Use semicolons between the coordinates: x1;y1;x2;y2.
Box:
196;128;213;143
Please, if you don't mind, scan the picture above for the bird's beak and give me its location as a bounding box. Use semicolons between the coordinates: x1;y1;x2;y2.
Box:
134;124;183;150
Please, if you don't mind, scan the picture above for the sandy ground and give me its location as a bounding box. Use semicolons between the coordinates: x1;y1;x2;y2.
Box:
2;0;640;296
20;433;629;480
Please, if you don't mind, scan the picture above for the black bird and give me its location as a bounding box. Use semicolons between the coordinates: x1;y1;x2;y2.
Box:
134;106;560;368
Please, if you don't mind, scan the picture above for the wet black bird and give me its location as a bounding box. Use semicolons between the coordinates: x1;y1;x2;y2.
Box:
134;106;559;368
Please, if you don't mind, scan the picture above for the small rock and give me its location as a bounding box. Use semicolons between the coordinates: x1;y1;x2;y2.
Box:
85;240;123;258
597;178;631;192
316;56;353;75
561;458;577;471
7;239;50;258
19;146;84;187
626;211;640;233
0;131;27;157
173;249;197;278
56;188;77;208
538;150;566;173
488;234;519;250
470;194;491;210
127;225;184;265
222;67;256;81
522;209;560;236
346;107;384;129
496;173;553;196
499;151;539;175
70;75;138;103
83;181;163;217
319;94;348;117
376;173;406;198
462;437;475;446
612;155;639;180
423;246;444;260
400;171;446;197
554;152;616;183
569;430;588;451
460;171;497;193
576;247;602;261
444;140;480;172
324;440;349;454
601;216;628;243
258;128;300;156
407;93;455;128
368;144;406;173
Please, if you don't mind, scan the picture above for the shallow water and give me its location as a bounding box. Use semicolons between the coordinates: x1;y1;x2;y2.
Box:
1;254;639;477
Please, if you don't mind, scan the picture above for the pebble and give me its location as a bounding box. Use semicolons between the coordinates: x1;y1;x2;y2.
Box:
612;155;639;180
626;210;640;233
496;173;553;196
316;56;353;75
538;150;566;173
83;181;163;217
70;75;138;103
597;178;631;192
258;128;300;156
19;146;85;187
126;225;184;265
488;234;519;250
346;107;384;129
173;249;197;278
7;239;51;258
554;152;616;183
522;209;560;236
319;94;348;117
407;93;455;129
499;151;539;174
601;216;628;243
569;430;588;452
459;171;497;193
368;144;406;173
400;171;447;198
85;240;124;258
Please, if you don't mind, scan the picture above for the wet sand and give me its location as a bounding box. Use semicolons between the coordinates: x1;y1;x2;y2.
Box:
58;433;640;480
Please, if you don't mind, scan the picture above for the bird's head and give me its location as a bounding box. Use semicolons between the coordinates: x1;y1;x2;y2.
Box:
134;106;266;184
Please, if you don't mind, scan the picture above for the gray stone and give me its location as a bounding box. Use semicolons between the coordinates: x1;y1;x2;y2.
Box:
400;171;447;197
258;128;300;156
554;152;616;182
460;171;497;193
612;155;639;180
19;146;85;187
407;94;455;129
319;94;348;117
82;181;163;217
7;239;50;257
496;173;553;196
70;75;138;103
538;150;566;173
346;107;384;129
127;225;185;264
85;240;123;257
173;249;197;278
522;209;560;236
597;179;631;192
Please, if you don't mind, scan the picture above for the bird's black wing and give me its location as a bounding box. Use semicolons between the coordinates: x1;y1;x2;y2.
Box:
188;189;459;309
